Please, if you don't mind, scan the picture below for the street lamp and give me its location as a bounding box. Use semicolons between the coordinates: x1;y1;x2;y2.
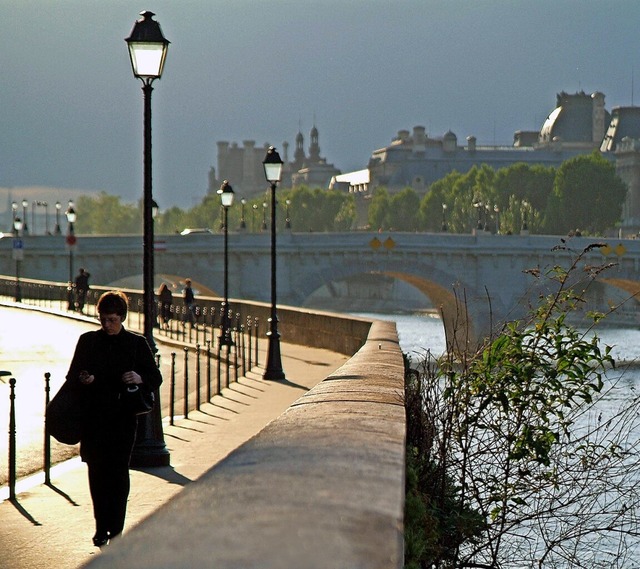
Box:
21;200;28;234
473;200;483;231
240;198;246;230
262;146;285;381
521;200;530;234
55;201;62;235
12;217;23;302
252;203;258;232
261;202;268;231
11;201;17;231
441;203;448;232
65;202;77;310
126;9;169;352
217;180;235;347
285;199;291;230
126;10;170;468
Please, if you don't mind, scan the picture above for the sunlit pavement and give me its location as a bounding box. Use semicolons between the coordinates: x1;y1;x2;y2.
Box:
0;301;244;486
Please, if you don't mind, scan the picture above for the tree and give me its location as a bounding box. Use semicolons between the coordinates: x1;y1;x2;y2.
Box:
404;243;640;568
545;152;627;235
74;193;140;234
389;188;421;231
494;162;555;213
368;187;391;231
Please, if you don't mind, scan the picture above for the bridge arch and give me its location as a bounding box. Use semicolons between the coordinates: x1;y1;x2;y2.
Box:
290;256;504;349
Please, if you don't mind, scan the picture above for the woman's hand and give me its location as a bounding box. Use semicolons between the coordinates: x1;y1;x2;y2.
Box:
79;370;95;385
122;371;143;385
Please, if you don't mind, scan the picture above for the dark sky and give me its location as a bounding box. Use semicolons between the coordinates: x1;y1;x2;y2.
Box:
1;0;639;211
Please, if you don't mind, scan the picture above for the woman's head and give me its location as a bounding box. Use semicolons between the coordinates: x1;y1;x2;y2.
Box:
97;291;128;335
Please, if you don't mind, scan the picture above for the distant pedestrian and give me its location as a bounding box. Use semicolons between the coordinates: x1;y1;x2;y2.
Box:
74;268;91;312
183;278;196;326
65;290;162;547
158;283;173;329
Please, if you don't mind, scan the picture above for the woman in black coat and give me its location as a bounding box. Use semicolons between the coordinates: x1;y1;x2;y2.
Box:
65;290;162;547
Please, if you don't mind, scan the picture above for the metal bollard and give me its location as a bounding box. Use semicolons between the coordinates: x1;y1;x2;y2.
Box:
216;337;222;396
44;372;51;486
254;317;260;367
234;315;240;383
195;344;201;411
9;377;17;502
239;324;246;377
170;352;176;426
183;347;189;419
201;308;208;346
247;316;253;370
205;340;212;401
225;344;231;390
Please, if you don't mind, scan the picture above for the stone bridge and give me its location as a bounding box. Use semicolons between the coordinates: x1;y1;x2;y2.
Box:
1;231;638;345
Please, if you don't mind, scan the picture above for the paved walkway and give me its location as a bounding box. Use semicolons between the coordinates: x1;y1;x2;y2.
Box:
0;304;348;569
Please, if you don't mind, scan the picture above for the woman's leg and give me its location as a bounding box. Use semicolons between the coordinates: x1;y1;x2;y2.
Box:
87;462;110;542
87;459;131;541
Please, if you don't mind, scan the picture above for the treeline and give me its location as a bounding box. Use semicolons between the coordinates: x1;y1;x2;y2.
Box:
377;151;626;235
73;151;626;236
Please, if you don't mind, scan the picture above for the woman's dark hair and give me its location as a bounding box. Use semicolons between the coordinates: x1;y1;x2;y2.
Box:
97;290;128;318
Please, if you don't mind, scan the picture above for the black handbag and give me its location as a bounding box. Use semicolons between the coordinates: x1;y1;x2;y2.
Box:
120;385;155;415
46;381;86;445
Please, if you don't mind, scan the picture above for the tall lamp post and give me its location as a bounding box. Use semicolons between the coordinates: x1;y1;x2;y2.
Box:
126;10;170;467
240;198;246;230
126;10;169;352
55;201;62;235
65;202;77;310
21;200;28;235
473;200;483;231
11;201;17;231
441;203;448;232
263;146;285;381
217;181;235;347
285;199;291;230
12;217;23;302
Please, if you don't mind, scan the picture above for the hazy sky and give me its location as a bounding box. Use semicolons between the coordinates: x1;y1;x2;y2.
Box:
1;0;639;211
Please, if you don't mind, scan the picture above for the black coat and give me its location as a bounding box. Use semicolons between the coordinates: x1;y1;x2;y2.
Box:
65;327;162;463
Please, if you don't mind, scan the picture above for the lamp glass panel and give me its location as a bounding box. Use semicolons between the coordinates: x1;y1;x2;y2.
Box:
129;42;166;78
220;191;234;207
264;162;283;183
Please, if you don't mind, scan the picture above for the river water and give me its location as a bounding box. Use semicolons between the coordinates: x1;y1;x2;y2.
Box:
356;311;640;363
356;311;640;567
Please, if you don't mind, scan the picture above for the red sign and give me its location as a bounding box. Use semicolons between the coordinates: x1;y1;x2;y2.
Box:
66;234;77;246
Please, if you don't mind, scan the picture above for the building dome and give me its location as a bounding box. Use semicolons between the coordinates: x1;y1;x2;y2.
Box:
539;91;609;145
443;130;457;152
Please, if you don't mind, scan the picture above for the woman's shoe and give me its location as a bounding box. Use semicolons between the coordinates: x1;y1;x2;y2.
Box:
92;534;109;547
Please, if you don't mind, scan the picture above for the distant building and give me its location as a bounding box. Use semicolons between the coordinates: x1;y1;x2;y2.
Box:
357;91;609;194
330;90;640;235
209;125;340;198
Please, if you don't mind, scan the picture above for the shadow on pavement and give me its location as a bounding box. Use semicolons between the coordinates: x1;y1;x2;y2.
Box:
131;465;191;487
9;498;42;526
45;482;81;506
